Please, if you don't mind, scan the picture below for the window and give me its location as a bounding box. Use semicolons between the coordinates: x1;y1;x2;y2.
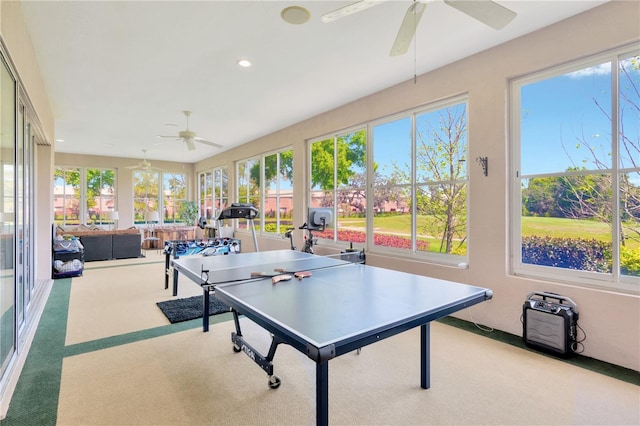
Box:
512;48;640;290
86;169;115;225
310;97;469;262
371;99;468;257
54;167;115;226
198;167;228;221
263;150;293;234
235;149;293;234
133;170;188;225
133;171;159;224
236;158;259;231
54;167;81;225
162;173;187;224
309;129;366;244
214;167;229;218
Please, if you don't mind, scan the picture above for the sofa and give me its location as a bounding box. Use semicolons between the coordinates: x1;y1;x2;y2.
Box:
56;226;142;261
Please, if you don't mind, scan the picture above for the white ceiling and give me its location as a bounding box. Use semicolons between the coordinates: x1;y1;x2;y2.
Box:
20;0;608;164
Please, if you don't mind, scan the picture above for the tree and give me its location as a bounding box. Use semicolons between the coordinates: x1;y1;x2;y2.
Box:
559;56;640;245
250;150;293;188
522;176;564;217
522;56;640;250
310;131;367;210
413;105;468;254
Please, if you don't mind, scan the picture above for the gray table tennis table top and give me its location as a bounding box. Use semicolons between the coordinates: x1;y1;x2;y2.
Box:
172;249;491;351
215;258;490;350
171;249;350;289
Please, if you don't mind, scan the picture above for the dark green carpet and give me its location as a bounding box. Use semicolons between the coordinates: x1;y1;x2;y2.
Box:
1;278;71;426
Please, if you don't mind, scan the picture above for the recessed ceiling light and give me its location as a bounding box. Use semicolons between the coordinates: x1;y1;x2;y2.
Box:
281;5;311;25
55;139;64;143
237;59;252;68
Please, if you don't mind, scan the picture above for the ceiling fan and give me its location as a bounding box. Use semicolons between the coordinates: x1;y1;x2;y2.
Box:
125;149;165;171
321;0;517;56
157;110;223;151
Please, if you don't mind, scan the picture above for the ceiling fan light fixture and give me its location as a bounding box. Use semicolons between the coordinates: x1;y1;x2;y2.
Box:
179;130;196;139
281;6;311;25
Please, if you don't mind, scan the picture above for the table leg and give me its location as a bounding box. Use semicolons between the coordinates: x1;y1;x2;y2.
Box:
421;323;430;389
172;268;179;297
316;361;329;426
164;251;170;290
202;288;210;332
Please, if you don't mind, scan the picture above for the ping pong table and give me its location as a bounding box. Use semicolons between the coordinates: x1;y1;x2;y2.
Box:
170;250;492;425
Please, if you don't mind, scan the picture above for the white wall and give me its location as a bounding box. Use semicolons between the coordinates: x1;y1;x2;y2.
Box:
1;1;55;292
197;1;640;371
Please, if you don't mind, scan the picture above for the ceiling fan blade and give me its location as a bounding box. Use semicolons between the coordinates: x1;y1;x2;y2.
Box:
157;135;180;139
194;137;223;149
390;1;426;57
444;0;516;30
185;139;196;151
321;0;385;23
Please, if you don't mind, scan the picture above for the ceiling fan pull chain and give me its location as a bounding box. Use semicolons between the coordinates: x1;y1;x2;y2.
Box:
413;0;418;84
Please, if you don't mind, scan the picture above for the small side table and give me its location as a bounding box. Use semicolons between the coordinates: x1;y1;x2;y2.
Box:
142;228;161;255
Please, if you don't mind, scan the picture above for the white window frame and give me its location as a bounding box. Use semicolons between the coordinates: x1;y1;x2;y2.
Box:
307;94;469;265
509;46;640;293
198;166;228;222
133;170;188;226
235;148;293;235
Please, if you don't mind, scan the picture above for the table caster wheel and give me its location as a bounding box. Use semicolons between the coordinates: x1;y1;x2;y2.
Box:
268;375;281;389
233;344;241;353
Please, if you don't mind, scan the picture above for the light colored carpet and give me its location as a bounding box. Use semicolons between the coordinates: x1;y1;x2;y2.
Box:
66;252;201;345
57;254;640;425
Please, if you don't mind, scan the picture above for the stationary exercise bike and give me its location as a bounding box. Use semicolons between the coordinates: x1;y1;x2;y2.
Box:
284;217;326;254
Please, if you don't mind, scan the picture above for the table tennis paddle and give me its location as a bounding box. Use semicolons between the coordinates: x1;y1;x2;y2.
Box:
294;271;312;280
271;274;293;284
250;270;310;282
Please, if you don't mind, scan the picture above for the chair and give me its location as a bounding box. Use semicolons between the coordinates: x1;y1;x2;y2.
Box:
142;211;161;255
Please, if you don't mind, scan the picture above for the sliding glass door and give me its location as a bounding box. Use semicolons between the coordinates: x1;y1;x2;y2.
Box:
0;55;16;377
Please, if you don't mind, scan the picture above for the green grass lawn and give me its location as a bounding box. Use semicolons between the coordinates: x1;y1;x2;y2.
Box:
521;216;609;240
335;214;639;250
268;213;639;251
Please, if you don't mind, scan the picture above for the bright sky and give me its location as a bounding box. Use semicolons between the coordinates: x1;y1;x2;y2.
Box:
371;57;639;184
